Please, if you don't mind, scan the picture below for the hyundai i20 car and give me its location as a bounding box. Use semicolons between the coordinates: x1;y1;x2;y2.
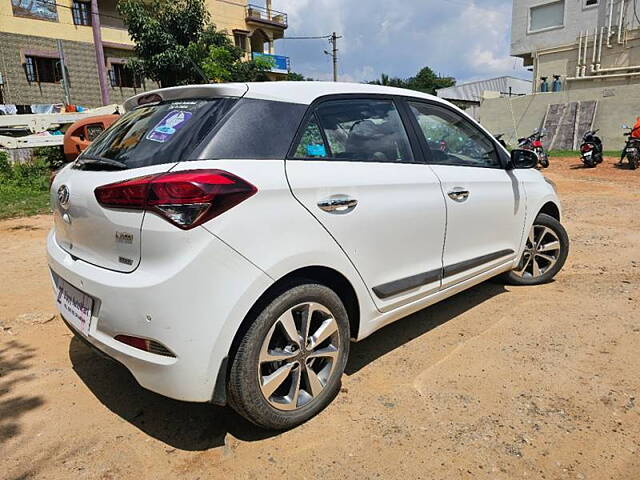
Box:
47;82;569;429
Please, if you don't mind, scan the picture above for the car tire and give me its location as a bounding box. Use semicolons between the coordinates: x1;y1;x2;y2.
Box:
227;282;350;430
500;213;569;286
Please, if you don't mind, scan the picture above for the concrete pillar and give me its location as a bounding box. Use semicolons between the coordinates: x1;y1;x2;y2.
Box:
90;0;110;106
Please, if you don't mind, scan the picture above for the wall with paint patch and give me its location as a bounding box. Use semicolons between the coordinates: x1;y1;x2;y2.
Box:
477;83;640;149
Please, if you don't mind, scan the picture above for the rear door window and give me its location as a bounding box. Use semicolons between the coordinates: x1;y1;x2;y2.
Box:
292;98;414;163
80;98;236;169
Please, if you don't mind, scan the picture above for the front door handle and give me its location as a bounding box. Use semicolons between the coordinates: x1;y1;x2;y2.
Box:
317;195;358;214
448;189;470;202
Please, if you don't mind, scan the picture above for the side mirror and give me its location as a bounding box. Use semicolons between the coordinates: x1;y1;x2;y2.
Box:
509;149;538;169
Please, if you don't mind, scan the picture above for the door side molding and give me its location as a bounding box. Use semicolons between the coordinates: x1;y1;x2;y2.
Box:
372;249;515;299
372;269;441;299
443;249;515;278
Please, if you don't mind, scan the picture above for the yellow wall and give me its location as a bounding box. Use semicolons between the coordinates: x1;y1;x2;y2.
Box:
0;0;284;50
206;0;247;33
0;0;132;45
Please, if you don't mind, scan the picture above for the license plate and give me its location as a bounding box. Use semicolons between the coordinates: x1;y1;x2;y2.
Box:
54;275;93;336
583;151;592;157
627;148;637;153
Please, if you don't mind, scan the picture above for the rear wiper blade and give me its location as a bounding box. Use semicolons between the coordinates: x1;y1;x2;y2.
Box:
74;157;128;170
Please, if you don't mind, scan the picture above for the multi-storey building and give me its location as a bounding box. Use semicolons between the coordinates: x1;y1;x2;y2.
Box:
0;0;289;108
511;0;640;92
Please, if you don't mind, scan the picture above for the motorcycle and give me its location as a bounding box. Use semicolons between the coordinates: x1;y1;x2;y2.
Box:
620;124;640;170
518;128;549;168
579;129;603;168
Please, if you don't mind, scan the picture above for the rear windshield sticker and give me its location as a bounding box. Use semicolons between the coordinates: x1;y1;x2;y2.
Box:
147;110;192;143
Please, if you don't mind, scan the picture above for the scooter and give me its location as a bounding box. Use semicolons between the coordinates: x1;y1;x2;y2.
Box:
579;129;603;168
620;124;640;170
518;129;549;168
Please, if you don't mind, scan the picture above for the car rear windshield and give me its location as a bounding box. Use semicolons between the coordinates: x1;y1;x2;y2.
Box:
78;98;237;169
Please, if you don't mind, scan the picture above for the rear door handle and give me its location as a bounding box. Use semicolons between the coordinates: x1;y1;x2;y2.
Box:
317;195;358;214
447;189;470;202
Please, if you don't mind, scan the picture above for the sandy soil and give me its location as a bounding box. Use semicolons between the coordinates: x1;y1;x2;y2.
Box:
1;157;639;480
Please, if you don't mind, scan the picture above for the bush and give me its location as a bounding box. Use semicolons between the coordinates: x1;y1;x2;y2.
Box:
0;150;53;219
0;152;50;190
33;146;66;170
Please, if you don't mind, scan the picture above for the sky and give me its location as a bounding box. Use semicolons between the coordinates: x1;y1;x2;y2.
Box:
273;0;531;85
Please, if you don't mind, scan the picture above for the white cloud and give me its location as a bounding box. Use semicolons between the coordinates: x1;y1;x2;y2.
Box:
273;0;530;83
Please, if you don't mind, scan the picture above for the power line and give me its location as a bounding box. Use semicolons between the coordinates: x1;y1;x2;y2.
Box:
281;35;332;40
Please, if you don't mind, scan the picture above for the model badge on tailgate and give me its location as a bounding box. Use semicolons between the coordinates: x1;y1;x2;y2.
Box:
115;231;134;244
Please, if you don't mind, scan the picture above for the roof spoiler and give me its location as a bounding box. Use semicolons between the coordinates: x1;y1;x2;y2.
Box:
123;83;249;111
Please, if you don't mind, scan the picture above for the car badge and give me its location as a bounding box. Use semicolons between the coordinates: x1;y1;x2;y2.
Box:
57;185;70;209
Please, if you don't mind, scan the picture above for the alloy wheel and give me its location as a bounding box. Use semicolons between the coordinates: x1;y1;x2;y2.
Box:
258;302;341;411
512;224;561;279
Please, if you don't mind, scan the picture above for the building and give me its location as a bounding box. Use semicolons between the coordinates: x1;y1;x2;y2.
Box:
477;0;640;149
511;0;640;92
436;76;532;108
0;0;289;109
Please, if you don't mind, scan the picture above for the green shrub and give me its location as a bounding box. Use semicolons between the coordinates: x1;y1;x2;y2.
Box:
33;146;66;170
0;150;53;219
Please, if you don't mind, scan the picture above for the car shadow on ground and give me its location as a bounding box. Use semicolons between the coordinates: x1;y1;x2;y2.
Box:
346;281;508;375
69;338;277;451
69;280;507;451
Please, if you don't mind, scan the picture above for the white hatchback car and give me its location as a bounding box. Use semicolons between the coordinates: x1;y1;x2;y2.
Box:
48;82;568;429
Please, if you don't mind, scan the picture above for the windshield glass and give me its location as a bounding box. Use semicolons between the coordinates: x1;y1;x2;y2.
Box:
79;98;237;169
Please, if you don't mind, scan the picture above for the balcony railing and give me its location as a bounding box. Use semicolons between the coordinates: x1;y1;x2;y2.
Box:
246;4;288;28
252;52;290;74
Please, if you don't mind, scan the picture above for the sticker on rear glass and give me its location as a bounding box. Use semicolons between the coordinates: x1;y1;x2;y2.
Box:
146;110;192;143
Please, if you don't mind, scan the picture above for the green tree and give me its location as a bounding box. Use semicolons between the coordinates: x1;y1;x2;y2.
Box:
117;0;273;86
368;67;455;94
368;73;407;88
287;72;313;81
406;67;456;95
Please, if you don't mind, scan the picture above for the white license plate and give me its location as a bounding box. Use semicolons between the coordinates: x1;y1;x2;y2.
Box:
54;275;93;336
583;151;592;157
627;148;637;153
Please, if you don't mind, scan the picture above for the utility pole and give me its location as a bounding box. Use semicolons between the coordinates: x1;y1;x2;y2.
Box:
56;39;71;106
326;32;341;82
90;0;110;105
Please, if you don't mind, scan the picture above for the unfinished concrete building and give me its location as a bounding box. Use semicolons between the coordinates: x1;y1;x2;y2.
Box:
478;0;640;149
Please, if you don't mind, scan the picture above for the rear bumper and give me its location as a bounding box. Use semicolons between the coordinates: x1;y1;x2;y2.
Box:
46;225;273;402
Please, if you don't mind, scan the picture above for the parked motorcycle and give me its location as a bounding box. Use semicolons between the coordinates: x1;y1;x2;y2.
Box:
579;129;603;168
518;128;549;168
620;124;640;170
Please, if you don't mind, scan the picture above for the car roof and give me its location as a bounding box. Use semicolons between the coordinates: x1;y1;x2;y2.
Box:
242;81;446;105
124;81;448;110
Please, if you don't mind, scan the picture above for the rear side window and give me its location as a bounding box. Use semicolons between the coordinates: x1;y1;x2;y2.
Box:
80;98;236;169
294;116;327;158
292;98;414;163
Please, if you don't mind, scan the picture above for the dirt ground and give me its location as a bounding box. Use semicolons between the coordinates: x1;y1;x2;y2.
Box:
1;157;639;480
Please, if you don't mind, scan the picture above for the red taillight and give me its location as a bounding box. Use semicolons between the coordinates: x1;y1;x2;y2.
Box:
532;140;543;148
581;144;593;153
95;169;257;229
